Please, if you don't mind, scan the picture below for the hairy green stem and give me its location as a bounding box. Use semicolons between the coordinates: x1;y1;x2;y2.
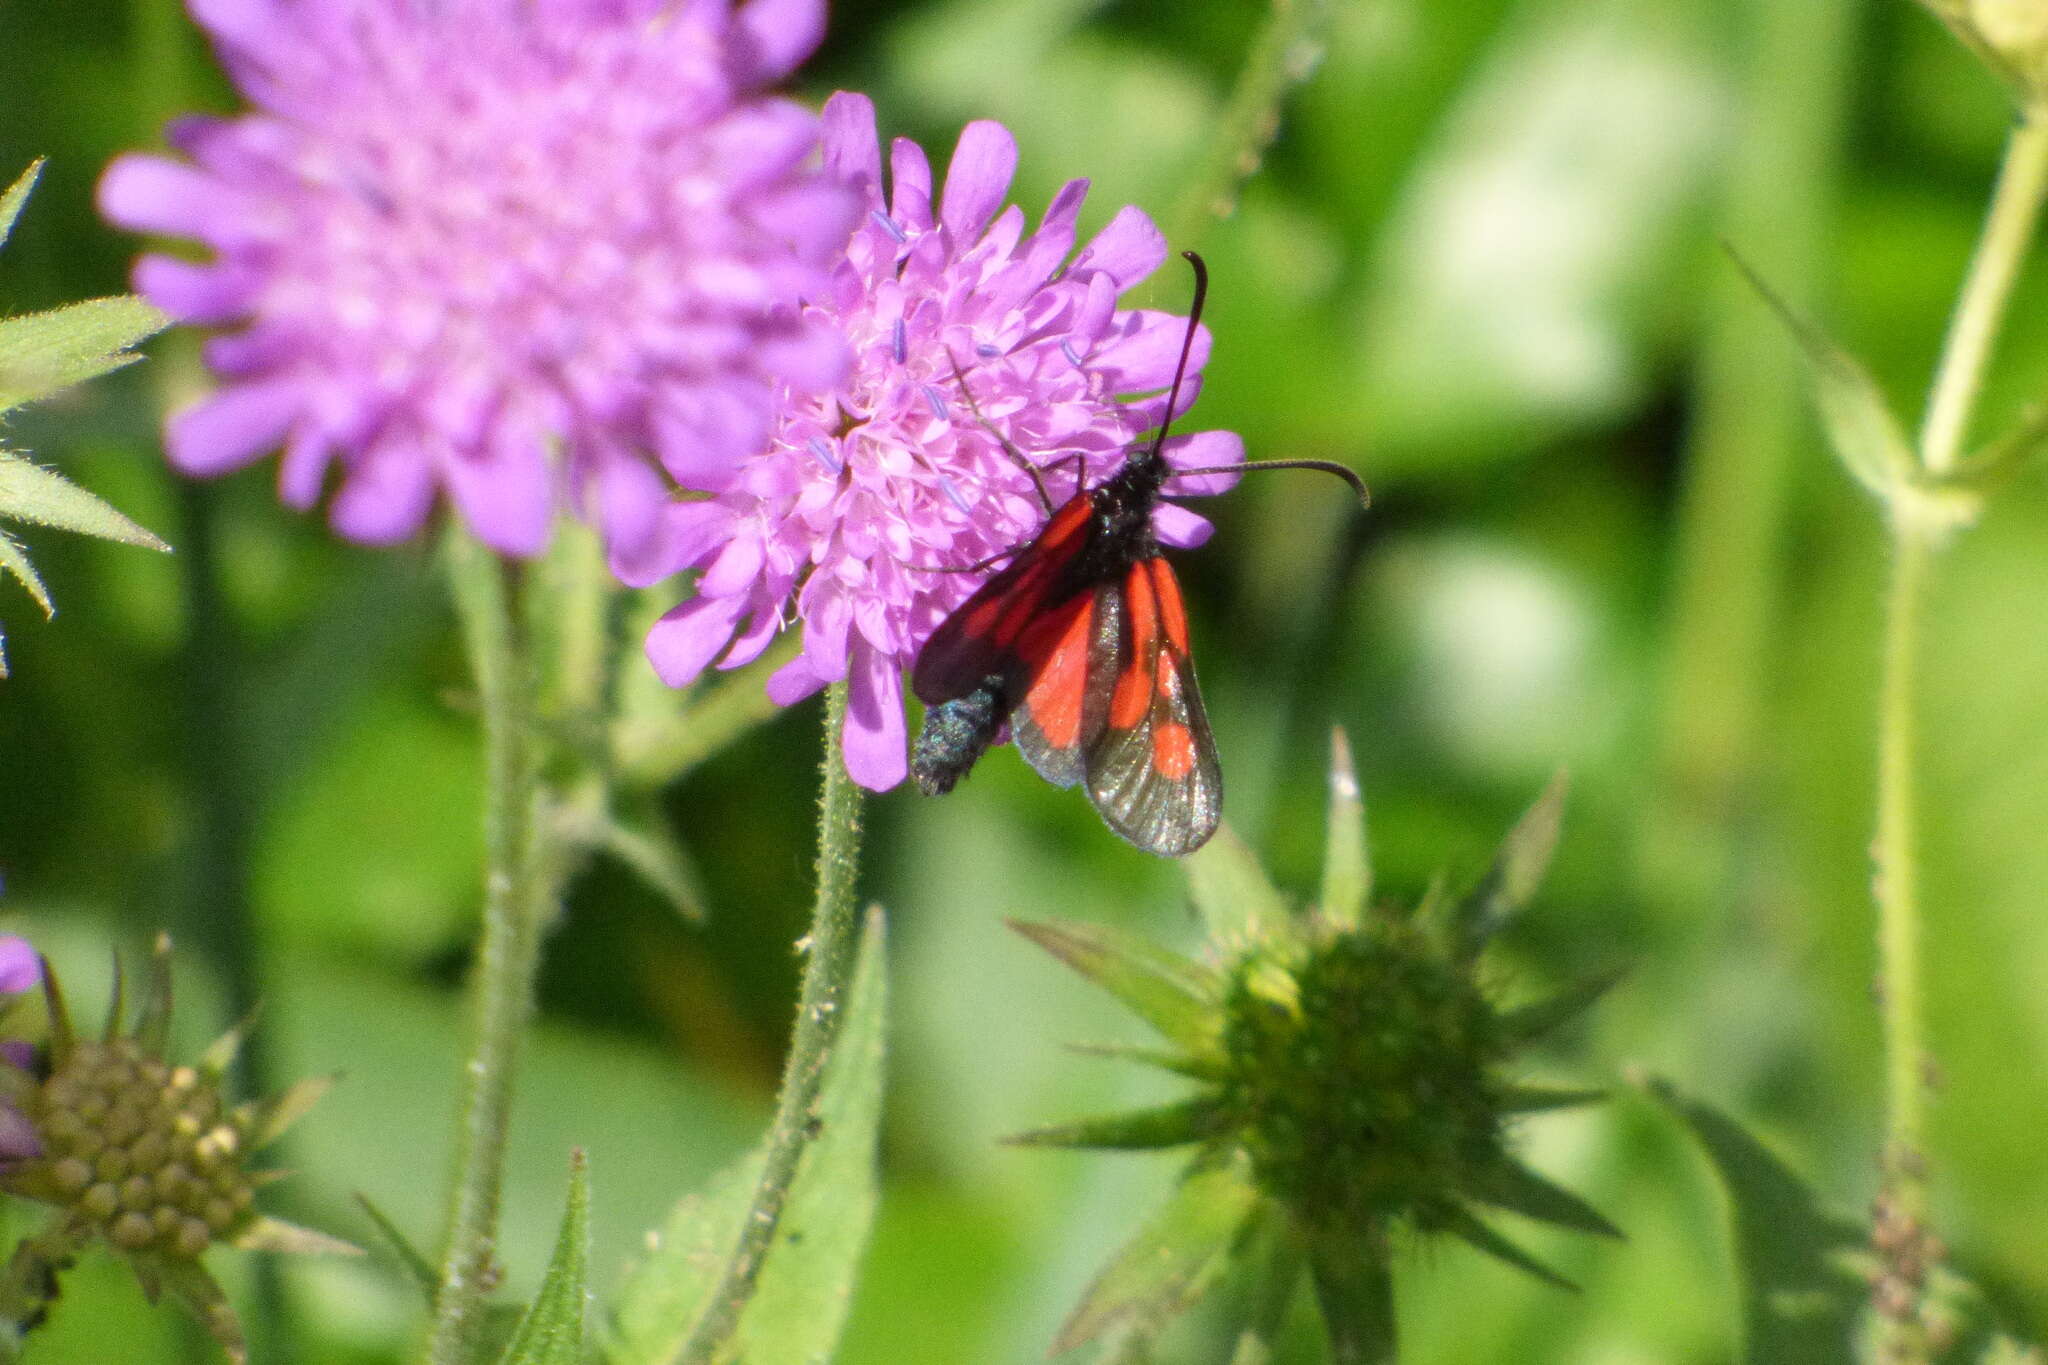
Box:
1167;0;1331;242
1919;113;2048;476
1870;106;2048;1363
427;534;551;1365
678;683;866;1364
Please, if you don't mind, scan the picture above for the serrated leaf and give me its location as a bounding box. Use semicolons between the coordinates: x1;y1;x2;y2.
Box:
1319;728;1369;928
1006;1097;1226;1151
1449;771;1568;958
1640;1075;1865;1364
0;450;170;551
0;162;44;250
0;296;170;411
1185;822;1291;941
1463;1158;1621;1239
1010;919;1223;1055
0;527;50;618
606;906;887;1365
354;1193;438;1303
1727;249;1915;502
1054;1154;1264;1353
497;1150;590;1365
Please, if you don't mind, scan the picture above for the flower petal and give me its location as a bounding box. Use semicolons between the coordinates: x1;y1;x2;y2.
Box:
647;592;748;688
0;938;40;996
939;121;1018;245
889;136;933;230
1160;430;1244;497
841;642;908;790
98;155;234;242
133;255;253;323
443;436;554;558
329;440;436;544
734;0;826;83
1073;204;1166;289
766;649;830;704
167;380;300;476
1151;502;1214;550
822;91;883;199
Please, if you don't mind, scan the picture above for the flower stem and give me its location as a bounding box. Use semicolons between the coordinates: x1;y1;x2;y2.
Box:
678;683;866;1364
1919;111;2048;477
427;532;551;1365
1870;106;2048;1362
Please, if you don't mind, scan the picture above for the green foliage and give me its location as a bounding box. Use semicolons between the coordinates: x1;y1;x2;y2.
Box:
606;907;887;1365
497;1152;592;1365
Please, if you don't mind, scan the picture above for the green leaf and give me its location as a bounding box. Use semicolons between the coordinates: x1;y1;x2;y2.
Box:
1185;822;1291;941
1462;1158;1621;1239
354;1193;438;1303
606;906;888;1365
1053;1155;1264;1353
1640;1075;1865;1364
1438;1206;1576;1292
1449;770;1568;957
1063;1040;1227;1082
1495;1084;1607;1114
0;295;170;412
498;1150;591;1365
0;527;49;618
1009;918;1223;1055
0;161;44;249
588;801;707;922
0;450;170;551
1319;728;1370;928
1498;969;1624;1047
1726;249;1916;503
1006;1097;1226;1151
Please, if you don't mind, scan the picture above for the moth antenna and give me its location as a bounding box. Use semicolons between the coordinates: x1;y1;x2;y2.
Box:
1145;251;1209;464
1171;457;1371;511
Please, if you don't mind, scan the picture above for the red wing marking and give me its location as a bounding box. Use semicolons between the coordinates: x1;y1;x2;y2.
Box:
1018;595;1095;752
1107;561;1160;729
912;493;1093;704
1151;720;1199;780
1150;558;1191;653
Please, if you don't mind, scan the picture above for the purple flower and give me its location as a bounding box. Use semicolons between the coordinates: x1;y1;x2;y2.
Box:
641;92;1243;790
99;0;857;568
0;935;39;1163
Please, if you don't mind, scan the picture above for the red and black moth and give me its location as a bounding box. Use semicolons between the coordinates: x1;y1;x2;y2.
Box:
909;251;1368;857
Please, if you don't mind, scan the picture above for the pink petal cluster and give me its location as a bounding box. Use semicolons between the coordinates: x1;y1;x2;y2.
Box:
642;92;1242;790
100;0;856;567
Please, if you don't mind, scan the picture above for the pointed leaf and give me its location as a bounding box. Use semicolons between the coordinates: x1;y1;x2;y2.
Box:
1439;1207;1576;1292
199;1006;262;1079
0;451;170;551
593;805;706;922
1499;969;1624;1047
134;934;175;1057
1054;1156;1264;1353
231;1214;362;1258
1463;1159;1621;1239
1640;1075;1865;1363
0;528;50;618
0;295;170;412
1305;1226;1398;1365
0;162;44;249
1006;1097;1226;1151
355;1193;438;1302
1727;250;1915;502
1450;771;1568;957
1319;728;1369;928
497;1151;590;1365
1010;919;1222;1054
1185;822;1291;941
607;906;888;1365
241;1073;334;1149
156;1257;247;1365
1064;1040;1228;1082
1496;1084;1607;1115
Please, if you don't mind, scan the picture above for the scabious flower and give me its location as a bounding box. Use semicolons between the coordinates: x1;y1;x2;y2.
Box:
0;938;350;1363
1010;738;1617;1358
98;0;855;567
639;92;1245;789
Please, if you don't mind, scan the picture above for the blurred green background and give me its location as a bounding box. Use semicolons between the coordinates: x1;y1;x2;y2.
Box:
4;0;2047;1359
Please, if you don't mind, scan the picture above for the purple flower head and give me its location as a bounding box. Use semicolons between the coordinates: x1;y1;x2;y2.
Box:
99;0;857;569
0;935;39;1164
642;92;1243;790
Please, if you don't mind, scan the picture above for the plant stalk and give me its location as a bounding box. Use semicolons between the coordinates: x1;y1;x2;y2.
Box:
426;533;552;1365
677;682;866;1364
1870;104;2048;1363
